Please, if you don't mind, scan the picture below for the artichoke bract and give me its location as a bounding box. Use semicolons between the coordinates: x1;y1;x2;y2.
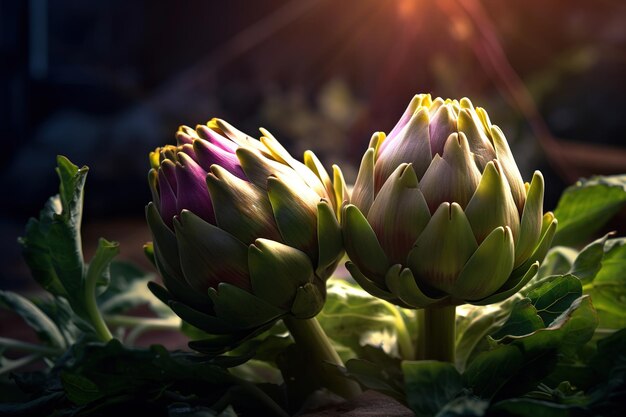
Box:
146;118;348;347
343;94;557;308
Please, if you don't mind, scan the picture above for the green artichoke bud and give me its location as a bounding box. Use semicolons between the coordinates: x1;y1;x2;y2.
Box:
146;118;348;347
343;94;557;308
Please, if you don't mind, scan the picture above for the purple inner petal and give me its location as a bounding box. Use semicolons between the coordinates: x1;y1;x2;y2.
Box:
193;138;246;180
176;127;196;145
157;169;177;226
196;125;238;153
160;160;177;194
175;154;215;224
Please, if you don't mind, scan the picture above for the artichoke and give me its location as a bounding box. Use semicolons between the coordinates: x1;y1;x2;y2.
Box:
343;94;557;308
146;118;348;349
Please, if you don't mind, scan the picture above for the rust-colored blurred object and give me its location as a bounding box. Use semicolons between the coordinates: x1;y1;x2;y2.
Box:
440;0;626;183
544;140;626;182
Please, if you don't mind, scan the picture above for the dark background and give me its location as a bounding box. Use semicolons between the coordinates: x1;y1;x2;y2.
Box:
1;0;625;289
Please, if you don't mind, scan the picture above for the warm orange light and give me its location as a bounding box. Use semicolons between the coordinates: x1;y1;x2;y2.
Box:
397;0;419;20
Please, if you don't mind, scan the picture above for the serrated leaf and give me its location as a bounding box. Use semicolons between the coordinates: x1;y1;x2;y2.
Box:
464;296;598;400
552;174;626;247
3;339;288;416
55;155;88;230
563;237;626;329
18;156;92;319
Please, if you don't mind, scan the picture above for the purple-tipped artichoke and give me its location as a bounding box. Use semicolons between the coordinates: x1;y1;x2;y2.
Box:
146;118;348;348
343;94;557;308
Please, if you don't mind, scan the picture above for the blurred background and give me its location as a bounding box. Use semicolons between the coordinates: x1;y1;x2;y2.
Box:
1;0;625;290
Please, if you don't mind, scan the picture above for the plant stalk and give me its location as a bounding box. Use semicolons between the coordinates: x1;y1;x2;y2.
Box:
104;315;181;330
84;275;113;342
422;305;456;363
283;316;362;399
0;336;64;356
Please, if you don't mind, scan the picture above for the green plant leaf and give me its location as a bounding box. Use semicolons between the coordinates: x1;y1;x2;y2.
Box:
97;261;162;316
556;236;626;329
403;360;464;417
464;296;597;400
54;340;286;416
526;275;582;326
318;278;411;358
458;272;589;372
435;395;488;417
552;174;626;247
345;354;405;403
35;296;84;346
490;298;544;340
17;156;122;342
490;398;574;417
455;303;511;372
569;234;612;283
536;247;578;280
85;238;119;291
18;157;89;317
580;239;626;323
60;372;102;405
463;344;525;400
0;291;65;349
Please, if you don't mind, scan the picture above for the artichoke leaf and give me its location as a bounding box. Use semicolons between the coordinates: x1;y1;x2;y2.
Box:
351;148;376;215
453;227;515;301
174;210;250;292
465;161;520;243
267;175;319;258
408;202;478;294
342;204;389;285
374;108;432;189
472;263;539;306
206;165;281;244
290;282;326;318
385;264;444;308
316;200;343;277
209;283;286;330
345;261;403;304
515;171;545;266
249;239;314;308
367;164;430;265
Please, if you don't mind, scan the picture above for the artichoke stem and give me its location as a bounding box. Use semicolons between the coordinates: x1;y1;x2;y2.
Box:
283;316;362;399
422;305;456;363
